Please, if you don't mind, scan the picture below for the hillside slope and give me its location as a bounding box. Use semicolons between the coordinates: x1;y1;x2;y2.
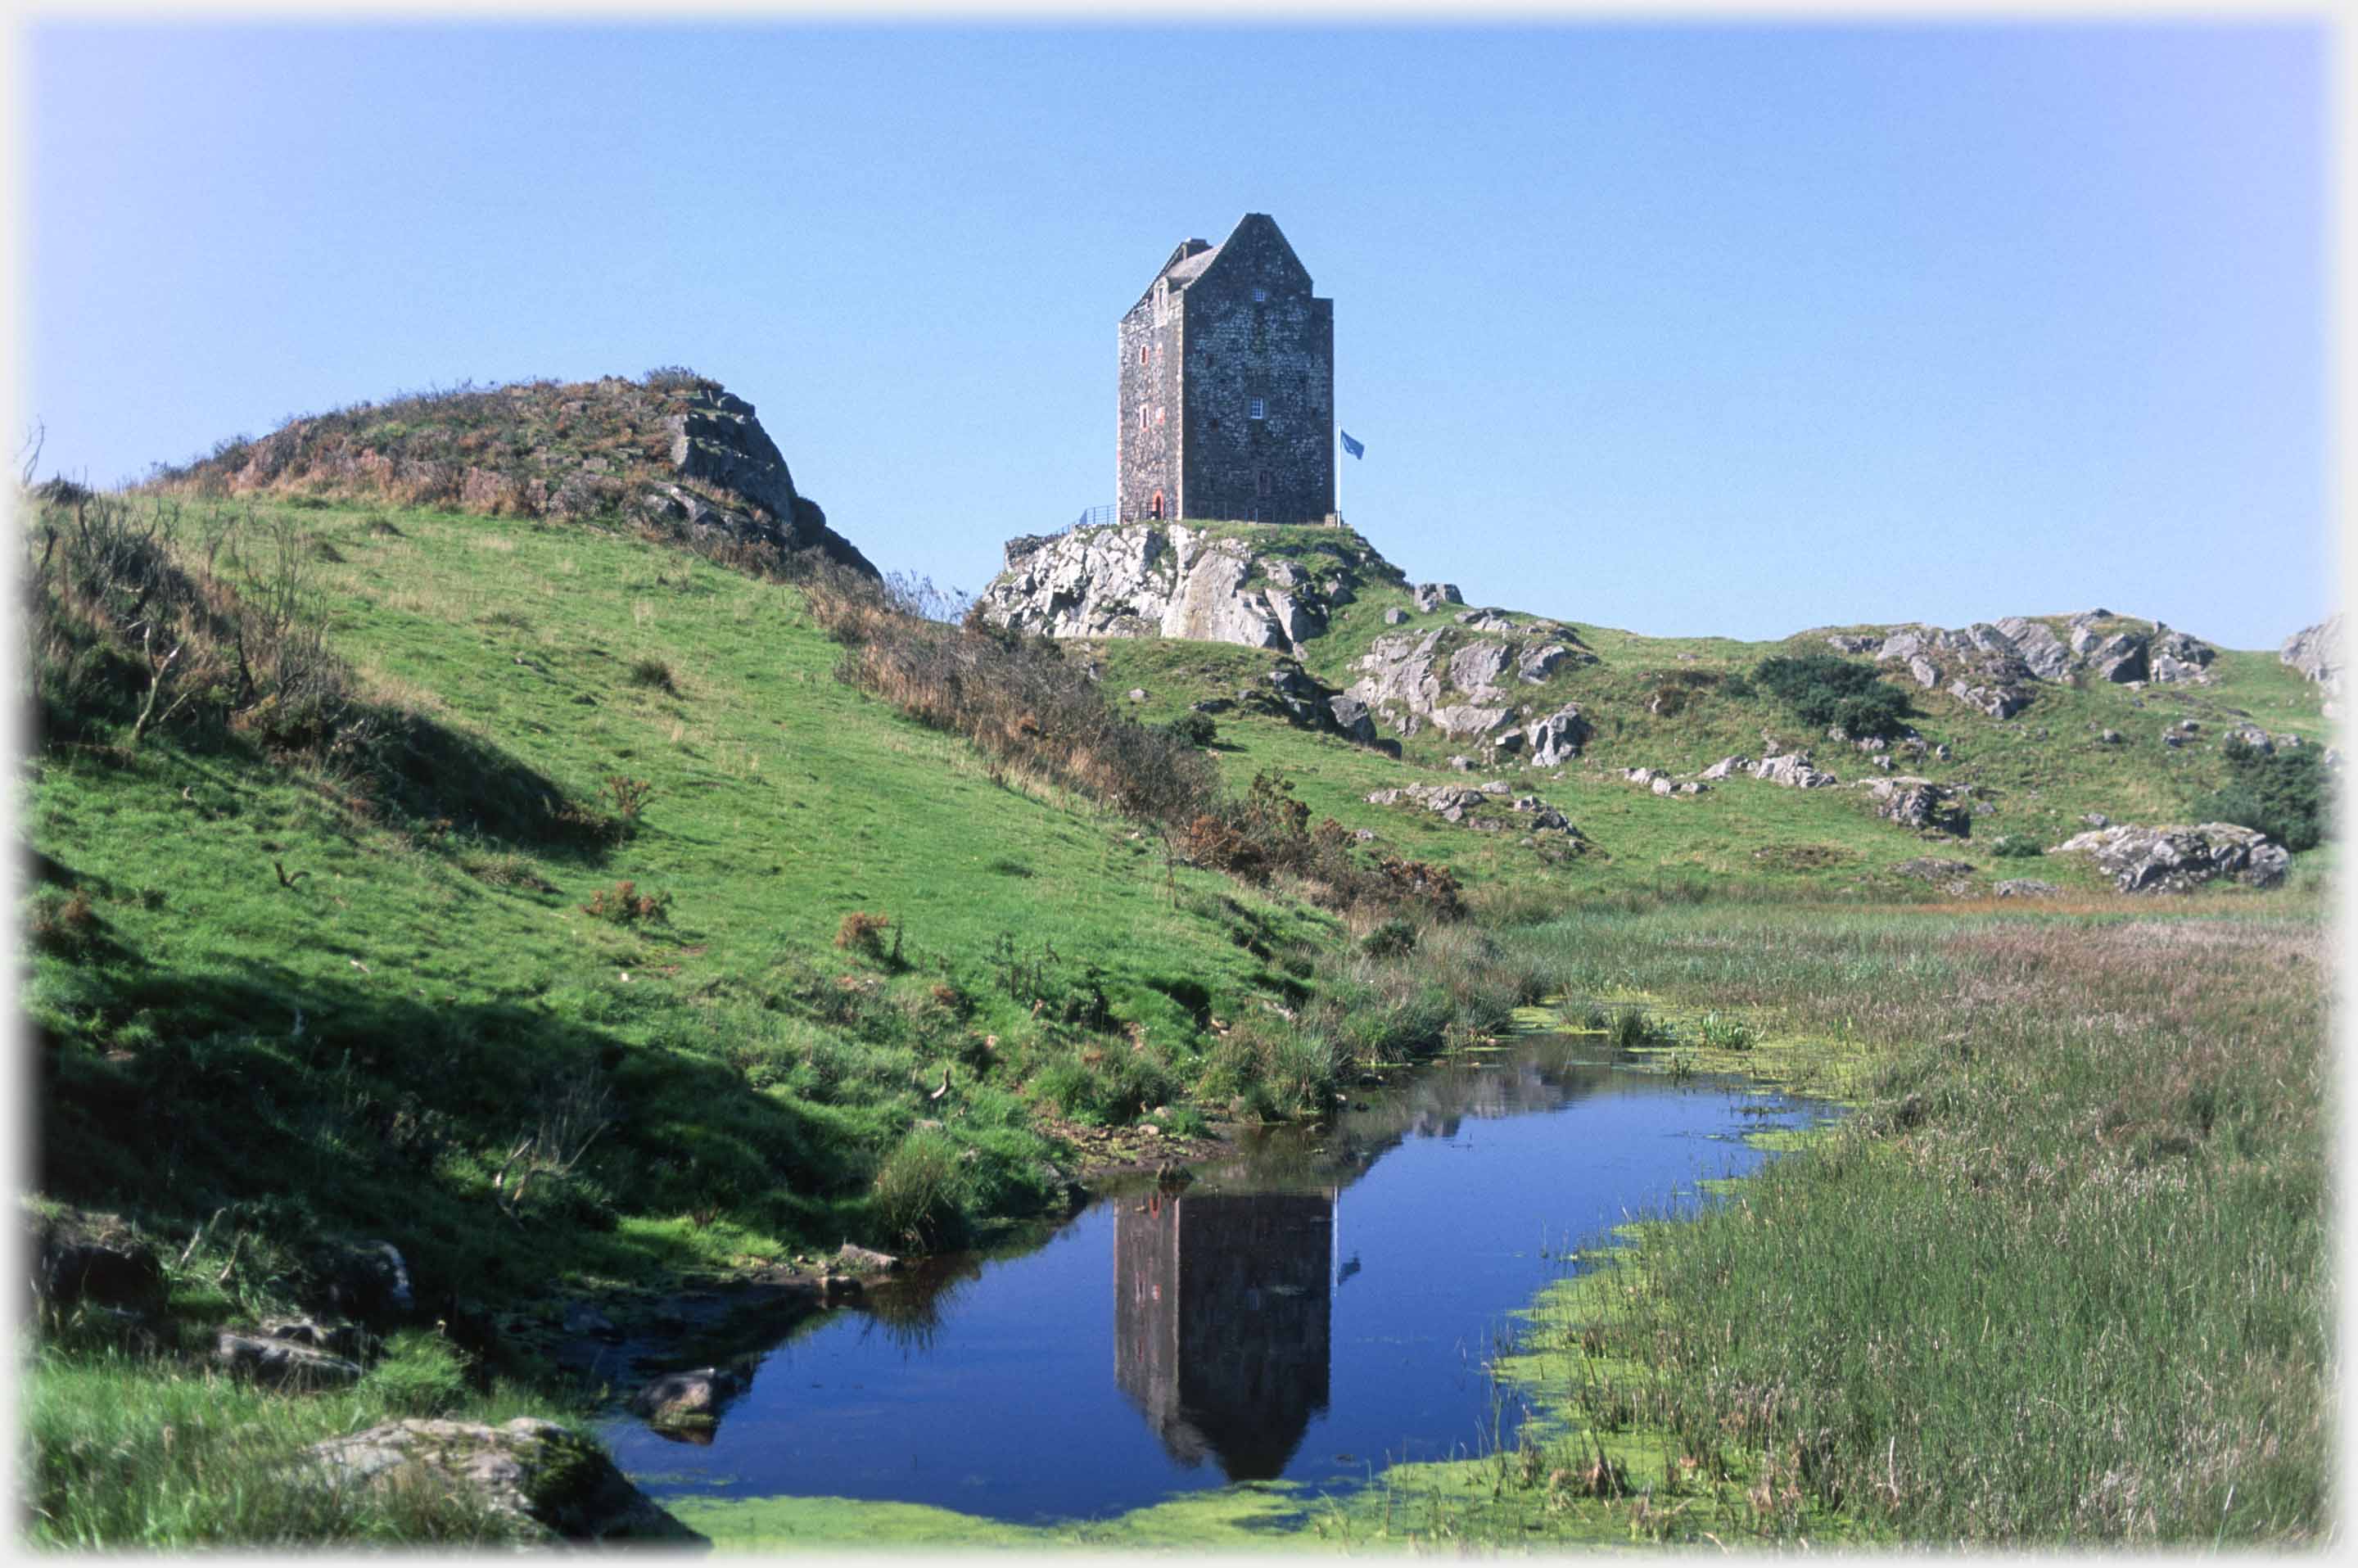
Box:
25;490;1375;1319
151;369;878;576
981;518;2333;897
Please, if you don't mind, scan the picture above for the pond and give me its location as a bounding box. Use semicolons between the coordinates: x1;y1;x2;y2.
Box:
600;1036;1831;1525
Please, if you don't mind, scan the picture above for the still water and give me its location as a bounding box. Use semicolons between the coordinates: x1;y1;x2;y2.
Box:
603;1037;1829;1524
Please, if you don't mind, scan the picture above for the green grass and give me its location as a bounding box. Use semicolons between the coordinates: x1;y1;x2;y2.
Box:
1088;567;2331;905
1339;893;2330;1547
23;491;2332;1548
20;1340;566;1547
26;495;1380;1304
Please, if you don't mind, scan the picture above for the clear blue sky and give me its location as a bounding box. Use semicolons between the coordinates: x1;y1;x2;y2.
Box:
23;21;2330;648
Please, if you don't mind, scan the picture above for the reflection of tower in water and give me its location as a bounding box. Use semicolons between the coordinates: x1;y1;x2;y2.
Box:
1114;1189;1334;1480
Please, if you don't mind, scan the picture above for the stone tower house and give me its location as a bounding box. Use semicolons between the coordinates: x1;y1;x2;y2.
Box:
1117;214;1335;526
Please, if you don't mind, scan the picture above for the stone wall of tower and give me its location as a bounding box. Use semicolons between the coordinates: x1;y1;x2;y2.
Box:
1179;224;1333;525
1116;282;1184;523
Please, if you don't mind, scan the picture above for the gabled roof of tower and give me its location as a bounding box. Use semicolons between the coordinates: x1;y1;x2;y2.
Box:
1163;245;1222;287
1127;214;1314;317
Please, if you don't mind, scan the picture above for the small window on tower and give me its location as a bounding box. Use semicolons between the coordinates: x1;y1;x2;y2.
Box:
1252;287;1267;303
1248;398;1266;421
1257;469;1273;497
1138;346;1148;368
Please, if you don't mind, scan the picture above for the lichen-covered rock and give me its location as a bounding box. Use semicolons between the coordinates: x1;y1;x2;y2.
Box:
1517;644;1571;684
1508;796;1575;832
1698;754;1753;782
1326;693;1377;744
309;1239;414;1325
630;1367;743;1430
2049;823;2291;893
1412;582;1462;612
981;523;1376;656
1895;857;1975;884
215;1331;364;1390
2281;613;2342;694
1368;782;1575;835
1947;678;2031;720
1752;753;1838;789
305;1417;703;1542
1525;705;1591;767
1867;776;1971;835
1848;611;2214;717
1350;626;1591;748
1993;617;2071;680
1994;879;2059;898
28;1208;166;1319
1447;640;1512;697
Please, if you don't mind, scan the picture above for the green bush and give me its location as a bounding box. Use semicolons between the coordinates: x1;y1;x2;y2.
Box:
1610;1006;1663;1051
359;1329;472;1417
2193;739;2329;852
1360;918;1418;959
1694;1012;1755;1051
1752;653;1911;739
870;1127;969;1249
1160;711;1218;748
1988;834;2044;859
1028;1038;1179;1127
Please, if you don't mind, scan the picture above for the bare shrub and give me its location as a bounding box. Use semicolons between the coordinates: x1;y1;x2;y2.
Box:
580;879;670;924
834;911;891;957
793;563;1462;921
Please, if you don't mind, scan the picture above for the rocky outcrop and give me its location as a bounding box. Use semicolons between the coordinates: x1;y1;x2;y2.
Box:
1524;705;1591;766
2282;614;2342;695
1366;779;1506;824
215;1330;365;1390
1366;779;1579;837
2049;823;2290;893
1752;753;1838;789
1326;693;1378;744
1347;626;1594;748
29;1208;165;1320
1895;857;1975;888
1412;583;1462;612
979;524;1374;653
630;1367;744;1432
305;1417;703;1543
1866;775;1971;835
1834;610;2220;723
1620;768;1706;798
169;373;875;577
1994;879;2059;898
309;1239;415;1326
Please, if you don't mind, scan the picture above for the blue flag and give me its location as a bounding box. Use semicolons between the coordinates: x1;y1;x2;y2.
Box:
1339;429;1365;459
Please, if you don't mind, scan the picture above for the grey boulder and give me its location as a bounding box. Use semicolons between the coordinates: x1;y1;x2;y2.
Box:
305;1417;704;1543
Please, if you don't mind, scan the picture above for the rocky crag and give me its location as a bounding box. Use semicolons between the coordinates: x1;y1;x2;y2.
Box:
980;522;1373;651
1824;610;2218;720
2281;613;2342;709
2050;822;2291;893
154;372;877;576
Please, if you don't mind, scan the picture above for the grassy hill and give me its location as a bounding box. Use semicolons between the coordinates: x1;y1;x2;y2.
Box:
25;481;2329;1297
25;491;1426;1306
16;394;2332;1548
1068;520;2329;898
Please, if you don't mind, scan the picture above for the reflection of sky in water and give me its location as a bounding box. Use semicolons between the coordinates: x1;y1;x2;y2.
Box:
603;1045;1831;1524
